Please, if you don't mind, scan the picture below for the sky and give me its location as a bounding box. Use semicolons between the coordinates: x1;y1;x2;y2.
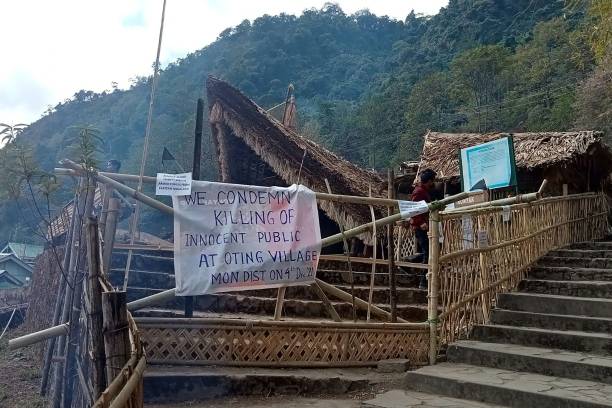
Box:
0;0;448;126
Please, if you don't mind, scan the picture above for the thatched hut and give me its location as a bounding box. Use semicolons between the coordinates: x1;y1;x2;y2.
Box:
415;131;612;196
206;76;386;244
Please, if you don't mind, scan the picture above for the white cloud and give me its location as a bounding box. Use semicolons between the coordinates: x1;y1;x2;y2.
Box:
0;0;447;125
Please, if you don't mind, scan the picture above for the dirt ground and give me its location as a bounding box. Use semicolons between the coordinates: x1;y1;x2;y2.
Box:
146;395;363;408
0;328;46;408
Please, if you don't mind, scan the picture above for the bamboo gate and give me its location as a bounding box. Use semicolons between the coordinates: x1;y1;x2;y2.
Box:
9;161;609;407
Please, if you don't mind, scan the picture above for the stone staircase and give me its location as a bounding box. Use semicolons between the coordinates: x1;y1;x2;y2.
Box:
366;240;612;408
107;249;430;322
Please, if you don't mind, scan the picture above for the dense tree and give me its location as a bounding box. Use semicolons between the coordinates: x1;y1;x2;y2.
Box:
0;1;607;240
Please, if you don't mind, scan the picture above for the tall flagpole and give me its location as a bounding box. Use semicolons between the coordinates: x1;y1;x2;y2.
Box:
123;0;168;290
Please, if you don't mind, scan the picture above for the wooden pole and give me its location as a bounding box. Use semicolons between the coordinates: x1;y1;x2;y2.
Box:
185;98;204;318
102;198;119;275
61;175;96;408
323;179;356;320
274;287;286;320
102;291;131;382
51;177;91;408
366;186;377;322
86;217;107;399
40;199;77;396
9;323;70;350
315;278;406;322
428;209;441;365
310;282;342;322
387;169;397;322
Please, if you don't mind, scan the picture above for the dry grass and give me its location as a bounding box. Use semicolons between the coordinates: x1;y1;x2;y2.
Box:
207;76;387;242
0;328;46;408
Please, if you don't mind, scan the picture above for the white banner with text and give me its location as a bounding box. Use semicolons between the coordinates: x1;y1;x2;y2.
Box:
173;181;321;295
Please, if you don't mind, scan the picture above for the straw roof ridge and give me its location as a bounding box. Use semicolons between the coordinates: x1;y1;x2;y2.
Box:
206;76;387;236
418;130;610;181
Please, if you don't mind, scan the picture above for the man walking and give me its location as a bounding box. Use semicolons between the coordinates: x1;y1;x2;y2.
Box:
411;168;437;289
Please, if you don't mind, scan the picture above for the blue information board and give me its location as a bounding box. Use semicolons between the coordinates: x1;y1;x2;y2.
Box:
459;136;517;192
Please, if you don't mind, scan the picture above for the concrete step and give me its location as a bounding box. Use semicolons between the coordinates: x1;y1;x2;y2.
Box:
491;309;612;333
316;268;421;287
519;279;612;298
548;249;612;258
496;292;612;318
108;269;176;290
570;242;612;250
447;340;612;385
471;324;612;355
536;256;612;269
111;251;174;273
404;362;612;408
127;288;428;321
529;266;612;282
362;389;505;408
144;366;394;404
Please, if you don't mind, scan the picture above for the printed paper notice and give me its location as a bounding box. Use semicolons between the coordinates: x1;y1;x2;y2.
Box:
156;173;192;196
502;205;511;222
477;230;489;248
462;215;474;249
398;200;429;219
172;181;321;295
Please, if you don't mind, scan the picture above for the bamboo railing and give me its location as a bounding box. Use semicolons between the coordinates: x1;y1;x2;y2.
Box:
429;192;608;355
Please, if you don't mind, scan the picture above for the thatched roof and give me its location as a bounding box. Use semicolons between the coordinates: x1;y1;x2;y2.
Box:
207;76;386;233
418;131;611;182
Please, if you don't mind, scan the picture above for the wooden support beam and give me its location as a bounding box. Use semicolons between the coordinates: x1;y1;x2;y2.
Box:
86;217;107;399
387;168;397;322
102;291;130;382
9;323;70;350
102;198;119;275
311;282;342;322
315;278;407;323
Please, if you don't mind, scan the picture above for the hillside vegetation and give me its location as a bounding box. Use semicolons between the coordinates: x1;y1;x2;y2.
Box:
1;0;610;241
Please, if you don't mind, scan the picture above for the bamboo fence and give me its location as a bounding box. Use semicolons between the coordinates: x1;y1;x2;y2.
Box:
433;192;608;348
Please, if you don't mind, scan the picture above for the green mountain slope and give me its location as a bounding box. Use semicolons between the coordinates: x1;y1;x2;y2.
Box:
1;0;607;242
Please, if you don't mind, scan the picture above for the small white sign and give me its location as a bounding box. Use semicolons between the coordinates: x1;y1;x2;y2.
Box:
156;172;192;196
502;205;511;222
477;230;489;248
462;215;474;249
398;200;429;219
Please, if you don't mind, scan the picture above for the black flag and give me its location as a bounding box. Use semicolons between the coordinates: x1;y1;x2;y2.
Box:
162;147;176;162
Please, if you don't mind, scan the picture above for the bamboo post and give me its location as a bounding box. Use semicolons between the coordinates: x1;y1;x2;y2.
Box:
40;199;77;396
86;217;107;399
311;282;342;322
324;178;356;321
428;209;441;365
477;217;491;321
366;185;377;322
316;278;407;322
185;98;204;318
102;291;130;382
563;184;568;196
102;198;120;276
274;287;286;320
387;169;397;322
8;324;70;350
61;174;96;408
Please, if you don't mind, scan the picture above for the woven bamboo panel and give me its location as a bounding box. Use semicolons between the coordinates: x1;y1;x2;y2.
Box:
138;319;430;367
394;225;417;261
437;193;608;346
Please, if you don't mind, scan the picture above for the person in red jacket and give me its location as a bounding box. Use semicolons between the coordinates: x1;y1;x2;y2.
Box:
411;168;437;289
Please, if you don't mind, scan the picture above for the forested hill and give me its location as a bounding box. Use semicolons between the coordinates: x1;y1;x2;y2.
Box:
1;0;610;241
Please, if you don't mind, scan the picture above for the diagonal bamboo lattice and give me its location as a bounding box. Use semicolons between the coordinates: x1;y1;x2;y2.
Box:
136;318;430;367
435;192;608;348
